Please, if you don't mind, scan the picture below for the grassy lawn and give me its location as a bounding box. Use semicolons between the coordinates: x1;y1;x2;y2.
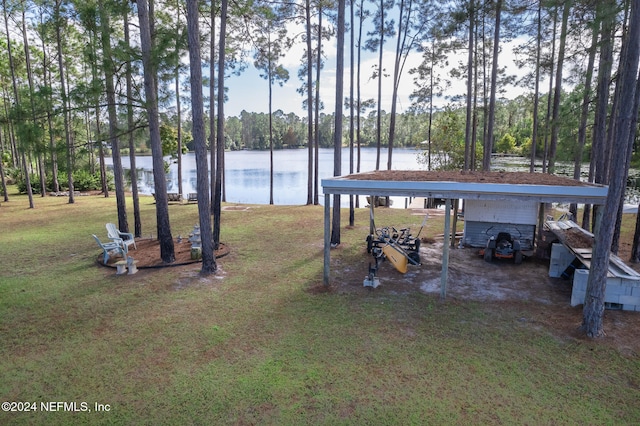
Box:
0;188;639;425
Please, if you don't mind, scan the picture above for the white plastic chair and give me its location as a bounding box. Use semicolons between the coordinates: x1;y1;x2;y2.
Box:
106;223;137;250
92;234;128;264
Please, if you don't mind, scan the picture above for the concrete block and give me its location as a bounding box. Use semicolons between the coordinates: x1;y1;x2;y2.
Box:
605;293;621;304
549;263;564;278
567;262;640;311
573;269;589;290
549;244;575;278
619;295;640;306
605;284;628;297
551;243;572;261
608;277;622;287
571;290;586;307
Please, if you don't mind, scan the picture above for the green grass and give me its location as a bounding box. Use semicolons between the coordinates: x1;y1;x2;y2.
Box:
0;188;639;425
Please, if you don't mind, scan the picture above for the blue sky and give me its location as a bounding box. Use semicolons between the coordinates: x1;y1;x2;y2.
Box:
219;19;535;118
223;32;439;118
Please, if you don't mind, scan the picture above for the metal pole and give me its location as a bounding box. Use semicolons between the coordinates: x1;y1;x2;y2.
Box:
324;193;331;286
369;196;375;236
441;198;451;299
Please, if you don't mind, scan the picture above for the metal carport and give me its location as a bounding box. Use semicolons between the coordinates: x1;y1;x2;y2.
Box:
321;171;609;298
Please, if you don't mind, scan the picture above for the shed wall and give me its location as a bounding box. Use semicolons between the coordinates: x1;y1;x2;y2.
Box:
462;200;538;249
463;221;535;250
464;200;538;224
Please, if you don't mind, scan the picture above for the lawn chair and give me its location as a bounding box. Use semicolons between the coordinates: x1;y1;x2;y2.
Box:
92;234;128;264
106;222;137;250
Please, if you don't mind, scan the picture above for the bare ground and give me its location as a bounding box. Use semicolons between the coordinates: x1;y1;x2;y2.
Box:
98;238;229;268
329;236;640;357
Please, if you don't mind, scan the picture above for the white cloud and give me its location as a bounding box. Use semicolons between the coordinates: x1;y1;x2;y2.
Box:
225;32;544;117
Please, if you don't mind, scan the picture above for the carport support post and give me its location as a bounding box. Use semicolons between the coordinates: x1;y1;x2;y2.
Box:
441;198;451;299
369;196;375;235
324;193;331;286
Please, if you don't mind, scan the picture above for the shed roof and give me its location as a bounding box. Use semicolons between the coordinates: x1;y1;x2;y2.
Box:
322;170;608;204
321;170;609;290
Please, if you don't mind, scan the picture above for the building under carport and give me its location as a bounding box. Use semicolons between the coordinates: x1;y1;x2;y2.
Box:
321;170;609;299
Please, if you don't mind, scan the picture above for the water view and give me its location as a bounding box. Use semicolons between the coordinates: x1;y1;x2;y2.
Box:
107;148;640;207
109;147;426;206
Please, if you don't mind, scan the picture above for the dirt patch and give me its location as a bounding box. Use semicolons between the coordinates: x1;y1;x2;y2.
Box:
330;240;640;355
559;227;595;249
346;170;592;186
98;238;229;268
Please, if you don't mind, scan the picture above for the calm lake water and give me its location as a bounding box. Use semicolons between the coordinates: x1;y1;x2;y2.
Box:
109;147;425;206
107;149;640;207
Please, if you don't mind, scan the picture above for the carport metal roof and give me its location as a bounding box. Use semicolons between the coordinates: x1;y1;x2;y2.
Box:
321;171;609;296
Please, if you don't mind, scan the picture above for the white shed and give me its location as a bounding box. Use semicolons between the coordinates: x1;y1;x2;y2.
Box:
462;200;539;250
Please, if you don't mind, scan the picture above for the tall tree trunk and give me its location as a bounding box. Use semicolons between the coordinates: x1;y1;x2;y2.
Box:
313;6;322;206
305;0;313;205
124;8;141;237
210;0;216;213
2;88;14;168
570;20;598;217
31;12;47;197
37;154;45;197
0;141;7;201
213;0;228;248
530;1;542;173
2;87;18;169
331;0;345;246
186;0;215;274
137;0;175;263
471;36;478;171
542;7;558;173
87;28;108;197
0;121;7;201
21;7;43;199
96;107;108;196
176;0;183;198
349;0;355;226
99;3;128;233
589;0;615;231
603;4;628;190
387;0;418;171
268;50;274;205
375;0;384;170
356;0;364;179
45;68;59;194
387;0;405;170
582;0;640;337
464;0;474;171
547;0;572;174
429;41;436;170
612;64;640;255
5;0;34;208
483;0;502;171
85;111;95;175
54;0;74;204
